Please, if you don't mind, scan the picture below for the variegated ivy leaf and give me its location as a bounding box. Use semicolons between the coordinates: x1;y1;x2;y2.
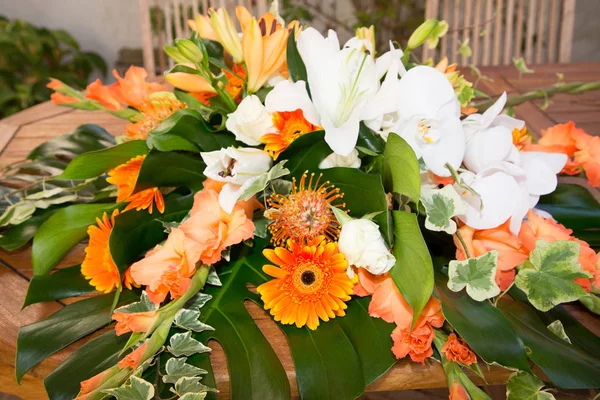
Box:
448;250;501;301
421;185;467;234
180;393;208;400
168;331;211;357
172;376;217;397
184;293;212;311
515;240;591;312
580;294;600;315
114;291;158;314
547;320;571;344
163;357;208;384
506;372;555;400
102;376;154;400
237;161;290;201
206;266;222;287
174;309;215;333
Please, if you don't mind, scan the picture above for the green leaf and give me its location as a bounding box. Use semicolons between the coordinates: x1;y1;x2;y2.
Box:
56;140;149;180
357;122;385;154
109;194;192;273
103;376;154;400
279;130;331;175
547;320;571;344
32;202;120;275
115;291;158;313
172;376;216;396
163;357;208;384
147;109;236;152
0;207;52;250
506;372;555;400
180;393;207;400
286;27;308;86
390;210;434;327
580;294;600;315
174;309;214;332
383;133;420;202
185;293;213;311
448;250;501;301
513;57;535;74
421;185;467;234
44;331;130;400
538;183;600;231
515;240;591;311
238;161;290;201
498;298;600;388
435;273;532;372
28;124;114;160
134;151;206;192
16;291;137;382
23;264;94;308
168;331;212;357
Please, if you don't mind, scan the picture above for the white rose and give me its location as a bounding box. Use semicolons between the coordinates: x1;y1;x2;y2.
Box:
201;147;272;212
225;95;274;145
319;148;361;169
338;219;395;275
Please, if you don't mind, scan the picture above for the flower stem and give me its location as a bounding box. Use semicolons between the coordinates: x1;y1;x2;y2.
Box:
493;281;514;307
454;229;471;259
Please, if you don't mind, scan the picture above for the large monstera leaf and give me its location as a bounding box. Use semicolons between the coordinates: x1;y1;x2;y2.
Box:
185;240;396;400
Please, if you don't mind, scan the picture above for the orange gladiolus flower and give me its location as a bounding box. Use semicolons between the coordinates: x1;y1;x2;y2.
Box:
257;237;353;330
86;79;123;111
106;155;165;214
573;133;600;187
125;97;187;141
201;178;262;219
111;66;168;109
441;333;477;365
112;310;159;336
449;382;470;400
179;187;255;265
118;342;149;370
77;368;117;399
519;211;598;292
81;209;122;293
237;6;291;93
129;228;197;304
50;92;79;105
261;109;321;159
454;221;530;291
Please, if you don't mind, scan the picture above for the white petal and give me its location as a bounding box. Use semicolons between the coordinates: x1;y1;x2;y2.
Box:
219;183;243;213
396;66;457;118
421;118;465;176
479;92;506;129
321;113;361;156
463;125;514;173
391;121;423;159
520;152;567;196
319;148;361;169
509;186;531;235
264;80;321;126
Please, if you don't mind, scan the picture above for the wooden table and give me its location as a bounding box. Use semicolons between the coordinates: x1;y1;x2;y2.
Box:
1;63;599;399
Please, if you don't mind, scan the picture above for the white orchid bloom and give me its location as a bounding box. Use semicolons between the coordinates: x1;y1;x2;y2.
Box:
201;147;272;212
288;28;401;156
319;148;361;169
462;92;525;173
392;66;465;177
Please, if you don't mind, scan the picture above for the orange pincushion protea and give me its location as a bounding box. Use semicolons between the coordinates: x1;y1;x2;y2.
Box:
81;209;121;292
265;172;345;245
257;237;353;330
261;109;321;159
125;97;187;141
107;155;165;214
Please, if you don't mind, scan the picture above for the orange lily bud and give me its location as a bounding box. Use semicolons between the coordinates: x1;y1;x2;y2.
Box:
189;14;219;42
209;8;243;63
166;71;216;93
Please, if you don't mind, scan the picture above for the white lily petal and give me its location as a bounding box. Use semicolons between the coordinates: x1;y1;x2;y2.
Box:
219;183;243;213
321;113;361;157
264;80;321;126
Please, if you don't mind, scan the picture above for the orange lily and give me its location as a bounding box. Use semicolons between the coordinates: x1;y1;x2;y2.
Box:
188;14;219;42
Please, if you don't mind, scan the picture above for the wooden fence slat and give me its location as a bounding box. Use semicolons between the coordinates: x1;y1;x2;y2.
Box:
492;0;503;65
535;0;547;64
503;0;516;64
441;0;450;58
452;0;461;63
472;0;483;65
139;0;156;76
559;0;576;62
525;0;537;64
482;0;493;65
515;0;525;59
548;0;559;62
462;0;473;65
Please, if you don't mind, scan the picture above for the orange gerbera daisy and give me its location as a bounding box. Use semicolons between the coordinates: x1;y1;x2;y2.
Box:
81;209;121;292
125;97;187;141
257;236;353;330
261;109;321;159
512;126;532;150
265;171;345;245
106;155;165;214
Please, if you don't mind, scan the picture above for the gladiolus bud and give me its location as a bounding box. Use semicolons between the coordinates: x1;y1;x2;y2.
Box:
175;39;204;64
407;19;439;50
209;8;243;63
164;44;189;64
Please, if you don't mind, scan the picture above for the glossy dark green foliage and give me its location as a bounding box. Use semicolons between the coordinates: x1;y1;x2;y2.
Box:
383;133;420;203
28;124;115;160
134;151;206;192
538;183;600;231
498;299;600;388
23;264;94;308
390;211;433;327
280;130;331;176
44;331;131;400
147;109;237;152
357;122;385;154
56;140;149;180
434;274;532;373
109;194;193;273
16;291;137;383
190;242;396;400
32;202;120;275
286;27;308;86
0;208;53;251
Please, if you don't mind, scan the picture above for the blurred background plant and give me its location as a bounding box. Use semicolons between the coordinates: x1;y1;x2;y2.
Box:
0;16;107;118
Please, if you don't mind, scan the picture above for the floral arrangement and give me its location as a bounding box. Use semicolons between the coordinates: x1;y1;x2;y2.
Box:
9;4;600;400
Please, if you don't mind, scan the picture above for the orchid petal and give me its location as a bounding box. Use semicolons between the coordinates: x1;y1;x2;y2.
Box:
479;92;507;129
421;118;465;176
463;125;514;173
396;66;457;118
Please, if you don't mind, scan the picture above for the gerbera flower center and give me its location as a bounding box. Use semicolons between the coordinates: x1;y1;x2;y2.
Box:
265;171;346;245
292;263;324;295
301;270;316;285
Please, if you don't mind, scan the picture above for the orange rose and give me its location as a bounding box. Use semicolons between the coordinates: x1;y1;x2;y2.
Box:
118;341;149;370
391;323;435;364
112;310;159;336
454;222;529;291
449;382;469;400
441;333;477;365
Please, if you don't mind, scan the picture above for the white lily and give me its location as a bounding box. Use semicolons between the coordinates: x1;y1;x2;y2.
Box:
392;66;465;177
462;92;525;173
201;147;272;212
285;28;401;156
